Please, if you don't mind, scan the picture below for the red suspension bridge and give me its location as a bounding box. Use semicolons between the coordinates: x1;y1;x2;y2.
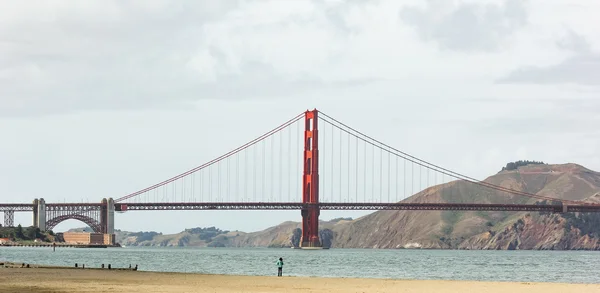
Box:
2;109;600;248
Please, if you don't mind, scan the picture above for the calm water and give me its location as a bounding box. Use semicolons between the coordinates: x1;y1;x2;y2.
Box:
1;247;599;283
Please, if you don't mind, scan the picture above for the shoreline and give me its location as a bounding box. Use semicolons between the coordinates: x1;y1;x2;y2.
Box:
2;267;599;293
2;261;600;284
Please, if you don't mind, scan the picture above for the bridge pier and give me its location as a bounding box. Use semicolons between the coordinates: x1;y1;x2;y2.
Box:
107;198;115;234
32;199;39;228
300;109;322;249
32;198;47;231
100;198;115;234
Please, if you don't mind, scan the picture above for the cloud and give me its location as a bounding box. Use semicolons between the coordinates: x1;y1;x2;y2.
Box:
0;0;380;118
399;0;529;52
497;30;600;86
497;54;600;86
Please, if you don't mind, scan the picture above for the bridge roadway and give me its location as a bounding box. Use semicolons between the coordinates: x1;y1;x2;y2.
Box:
116;202;600;213
0;203;101;212
3;202;600;213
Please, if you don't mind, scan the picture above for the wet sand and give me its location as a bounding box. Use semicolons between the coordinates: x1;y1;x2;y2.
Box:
1;267;599;293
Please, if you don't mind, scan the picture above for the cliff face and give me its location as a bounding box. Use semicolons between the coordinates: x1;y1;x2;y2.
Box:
117;163;600;250
458;213;600;250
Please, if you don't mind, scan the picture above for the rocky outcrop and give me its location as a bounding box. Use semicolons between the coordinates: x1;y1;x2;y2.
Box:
459;214;600;250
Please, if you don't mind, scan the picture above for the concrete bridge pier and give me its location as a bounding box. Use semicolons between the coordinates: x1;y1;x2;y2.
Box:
106;197;114;234
32;198;47;231
100;198;115;234
32;199;38;227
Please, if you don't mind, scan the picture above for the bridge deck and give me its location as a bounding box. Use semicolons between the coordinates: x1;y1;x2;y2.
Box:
4;202;600;213
113;202;600;213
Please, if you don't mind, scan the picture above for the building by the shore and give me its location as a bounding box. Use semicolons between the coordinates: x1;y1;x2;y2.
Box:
58;232;115;245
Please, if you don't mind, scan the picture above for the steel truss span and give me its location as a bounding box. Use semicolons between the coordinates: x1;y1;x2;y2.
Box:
117;202;600;213
0;204;34;212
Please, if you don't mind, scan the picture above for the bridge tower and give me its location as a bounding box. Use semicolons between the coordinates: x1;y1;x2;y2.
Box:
32;198;38;228
106;197;115;234
300;109;321;248
100;198;115;234
35;198;46;231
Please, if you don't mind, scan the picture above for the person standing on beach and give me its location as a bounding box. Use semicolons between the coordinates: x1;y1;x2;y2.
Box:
276;257;284;277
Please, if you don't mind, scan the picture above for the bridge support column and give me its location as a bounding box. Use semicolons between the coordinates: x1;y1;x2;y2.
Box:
101;198;108;233
4;210;14;227
300;109;321;248
36;198;46;231
106;198;115;234
32;199;39;228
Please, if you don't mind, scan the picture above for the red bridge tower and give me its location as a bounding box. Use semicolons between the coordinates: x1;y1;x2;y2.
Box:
300;109;321;248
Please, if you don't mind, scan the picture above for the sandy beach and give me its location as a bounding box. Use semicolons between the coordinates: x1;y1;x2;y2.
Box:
1;267;599;293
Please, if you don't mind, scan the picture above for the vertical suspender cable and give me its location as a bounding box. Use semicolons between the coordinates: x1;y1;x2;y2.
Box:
347;131;350;203
395;156;398;203
288;123;291;202
331;123;334;203
280;130;282;202
427;167;429;190
411;161;414;196
263;139;266;201
339;127;342;203
244;148;247;202
419;165;422;192
388;152;392;203
218;160;221;202
296;120;300;202
403;160;406;199
355;135;358;203
379;148;382;203
253;144;256;202
322;120;325;202
364;139;366;202
269;135;272;201
236;151;239;202
227;157;230;202
371;143;374;202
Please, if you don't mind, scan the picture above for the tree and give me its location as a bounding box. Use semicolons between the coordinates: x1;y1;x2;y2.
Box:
25;227;37;240
16;224;24;239
500;160;545;172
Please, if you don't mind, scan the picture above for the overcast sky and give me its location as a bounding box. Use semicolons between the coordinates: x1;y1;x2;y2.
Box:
1;0;599;234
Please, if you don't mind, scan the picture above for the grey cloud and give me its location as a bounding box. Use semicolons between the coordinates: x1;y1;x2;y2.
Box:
473;115;600;138
497;53;600;86
556;29;591;53
497;30;600;86
0;1;242;117
1;0;381;118
399;0;528;52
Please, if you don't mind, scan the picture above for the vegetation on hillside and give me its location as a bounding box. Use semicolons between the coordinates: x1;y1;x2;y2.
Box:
500;160;545;172
564;213;600;238
328;217;353;222
0;225;51;242
534;199;600;238
184;227;229;241
129;231;162;242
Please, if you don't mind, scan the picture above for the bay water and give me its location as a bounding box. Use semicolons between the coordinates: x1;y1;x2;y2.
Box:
1;247;598;284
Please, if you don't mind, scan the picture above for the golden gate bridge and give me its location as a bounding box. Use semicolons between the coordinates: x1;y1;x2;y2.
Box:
2;109;600;248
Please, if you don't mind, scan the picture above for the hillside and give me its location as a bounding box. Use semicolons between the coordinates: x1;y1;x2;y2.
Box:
0;225;56;243
328;163;600;249
100;163;600;250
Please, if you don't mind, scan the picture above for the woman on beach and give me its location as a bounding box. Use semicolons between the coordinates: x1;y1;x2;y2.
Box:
277;258;284;277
